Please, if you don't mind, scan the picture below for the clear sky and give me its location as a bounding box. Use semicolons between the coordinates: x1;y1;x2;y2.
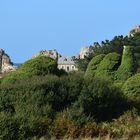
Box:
0;0;140;63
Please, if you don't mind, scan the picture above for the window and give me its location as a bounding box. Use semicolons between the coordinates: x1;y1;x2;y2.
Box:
67;66;69;71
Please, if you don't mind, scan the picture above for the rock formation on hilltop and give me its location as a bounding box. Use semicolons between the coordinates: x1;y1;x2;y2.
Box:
80;46;93;59
129;25;140;37
0;49;16;73
32;49;61;61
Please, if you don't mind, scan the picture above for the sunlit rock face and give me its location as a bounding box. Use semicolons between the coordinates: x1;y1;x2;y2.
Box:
80;46;93;59
129;25;140;37
0;49;16;73
32;49;60;61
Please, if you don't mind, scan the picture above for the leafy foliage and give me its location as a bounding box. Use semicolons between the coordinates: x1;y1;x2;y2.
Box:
0;31;140;139
76;33;140;72
76;78;128;121
0;73;131;139
85;54;105;77
116;46;134;81
95;53;121;80
122;74;140;98
2;56;58;84
75;35;128;71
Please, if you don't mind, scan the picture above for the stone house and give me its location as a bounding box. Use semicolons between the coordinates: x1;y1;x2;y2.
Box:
58;56;78;72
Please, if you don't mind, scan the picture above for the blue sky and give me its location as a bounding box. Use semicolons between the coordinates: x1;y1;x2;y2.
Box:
0;0;140;63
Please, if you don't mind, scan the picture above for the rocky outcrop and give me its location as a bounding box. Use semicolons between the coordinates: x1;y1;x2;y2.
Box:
80;46;93;59
129;25;140;37
0;49;16;73
32;49;61;61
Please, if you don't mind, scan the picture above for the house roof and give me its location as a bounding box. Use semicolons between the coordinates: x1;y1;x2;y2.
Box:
58;56;75;65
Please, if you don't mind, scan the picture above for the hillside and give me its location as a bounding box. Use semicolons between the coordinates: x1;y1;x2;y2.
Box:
0;30;140;140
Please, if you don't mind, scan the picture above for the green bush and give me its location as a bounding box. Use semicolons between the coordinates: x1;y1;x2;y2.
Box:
2;56;58;84
0;112;20;140
0;74;84;139
76;77;128;121
85;54;105;77
1;71;31;84
0;72;136;139
51;110;79;139
122;74;140;98
95;53;121;80
19;56;57;76
116;46;134;81
51;106;93;138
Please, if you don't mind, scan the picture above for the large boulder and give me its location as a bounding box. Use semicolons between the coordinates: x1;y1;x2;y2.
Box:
0;49;16;73
32;49;60;61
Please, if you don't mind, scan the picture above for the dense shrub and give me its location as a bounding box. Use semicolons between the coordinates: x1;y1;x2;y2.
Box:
133;46;140;73
122;74;140;98
0;75;82;139
2;56;58;84
0;113;20;140
60;73;84;105
98;109;140;138
0;72;136;139
85;54;105;77
95;53;121;80
51;110;79;139
19;56;57;75
116;46;134;81
1;71;31;84
76;77;128;121
51;106;94;139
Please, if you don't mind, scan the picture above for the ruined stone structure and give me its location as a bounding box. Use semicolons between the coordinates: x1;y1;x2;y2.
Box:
0;49;16;73
33;49;60;61
129;25;140;37
79;46;93;59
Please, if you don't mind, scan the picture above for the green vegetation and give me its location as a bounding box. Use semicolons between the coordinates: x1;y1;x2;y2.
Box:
2;56;58;84
75;35;127;71
76;33;140;72
85;53;121;80
76;78;128;122
0;75;130;139
116;46;134;81
85;54;105;77
0;33;140;139
19;56;58;75
95;53;121;79
123;74;140;98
